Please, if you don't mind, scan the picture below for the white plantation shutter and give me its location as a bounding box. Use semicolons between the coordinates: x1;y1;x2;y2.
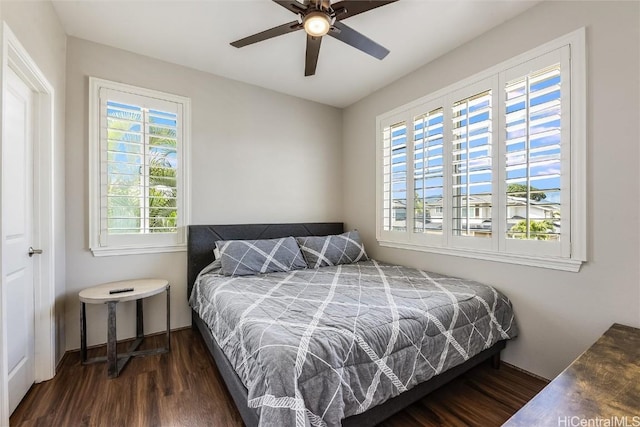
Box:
505;65;561;239
502;46;570;257
382;120;408;232
451;89;493;240
413;108;444;235
376;31;584;270
103;92;179;235
90;79;190;255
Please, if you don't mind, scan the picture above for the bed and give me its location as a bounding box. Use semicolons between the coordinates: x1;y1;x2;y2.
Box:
187;223;518;426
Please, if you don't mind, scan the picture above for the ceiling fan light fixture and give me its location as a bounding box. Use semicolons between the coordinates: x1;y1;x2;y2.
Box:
303;12;331;37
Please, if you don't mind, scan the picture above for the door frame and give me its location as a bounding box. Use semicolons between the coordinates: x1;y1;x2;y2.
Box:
0;22;56;423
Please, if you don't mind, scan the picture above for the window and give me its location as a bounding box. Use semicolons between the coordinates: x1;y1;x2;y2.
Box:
89;78;191;256
376;29;585;271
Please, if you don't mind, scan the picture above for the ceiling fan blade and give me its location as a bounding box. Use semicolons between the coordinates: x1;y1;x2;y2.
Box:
230;20;303;48
332;0;398;20
272;0;308;14
305;35;322;76
328;21;390;60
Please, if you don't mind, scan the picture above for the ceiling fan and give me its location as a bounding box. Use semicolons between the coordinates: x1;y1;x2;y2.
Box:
230;0;398;76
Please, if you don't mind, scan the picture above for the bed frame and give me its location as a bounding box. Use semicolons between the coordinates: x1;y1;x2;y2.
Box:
187;223;506;427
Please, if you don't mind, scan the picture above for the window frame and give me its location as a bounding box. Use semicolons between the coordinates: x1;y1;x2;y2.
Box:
89;77;191;256
375;28;586;272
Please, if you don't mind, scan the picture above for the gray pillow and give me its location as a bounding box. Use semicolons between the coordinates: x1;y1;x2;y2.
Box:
216;237;307;276
296;231;369;268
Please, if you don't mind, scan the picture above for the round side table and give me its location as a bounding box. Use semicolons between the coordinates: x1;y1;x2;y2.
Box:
79;279;170;378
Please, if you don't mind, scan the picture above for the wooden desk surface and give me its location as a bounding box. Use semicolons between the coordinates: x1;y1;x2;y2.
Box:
504;323;640;426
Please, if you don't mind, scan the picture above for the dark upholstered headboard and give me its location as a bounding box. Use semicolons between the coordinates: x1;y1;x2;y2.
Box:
187;222;344;297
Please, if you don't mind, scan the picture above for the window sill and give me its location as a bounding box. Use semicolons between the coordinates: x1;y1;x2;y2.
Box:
378;240;583;272
90;244;186;257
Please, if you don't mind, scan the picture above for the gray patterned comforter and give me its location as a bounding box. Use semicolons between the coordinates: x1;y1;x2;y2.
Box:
189;260;518;427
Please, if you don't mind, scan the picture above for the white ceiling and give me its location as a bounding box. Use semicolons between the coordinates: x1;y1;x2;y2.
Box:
51;0;538;108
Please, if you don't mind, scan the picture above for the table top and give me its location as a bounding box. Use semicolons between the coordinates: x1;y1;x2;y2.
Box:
79;279;169;304
504;323;640;426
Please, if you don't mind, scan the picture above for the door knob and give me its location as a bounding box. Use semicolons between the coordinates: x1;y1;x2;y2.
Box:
28;247;43;257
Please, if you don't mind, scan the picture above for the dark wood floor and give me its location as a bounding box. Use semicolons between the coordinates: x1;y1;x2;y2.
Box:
11;329;547;426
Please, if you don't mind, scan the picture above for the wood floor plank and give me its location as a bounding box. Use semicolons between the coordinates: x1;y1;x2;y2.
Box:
10;329;546;426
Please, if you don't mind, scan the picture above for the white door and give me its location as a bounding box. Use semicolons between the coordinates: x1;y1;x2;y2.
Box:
2;66;35;414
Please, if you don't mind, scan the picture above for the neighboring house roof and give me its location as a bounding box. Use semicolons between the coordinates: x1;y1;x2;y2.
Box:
392;195;558;214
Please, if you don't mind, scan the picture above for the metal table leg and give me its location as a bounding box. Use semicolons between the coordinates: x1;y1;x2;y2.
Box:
136;298;144;339
166;285;171;351
80;302;87;363
107;301;118;378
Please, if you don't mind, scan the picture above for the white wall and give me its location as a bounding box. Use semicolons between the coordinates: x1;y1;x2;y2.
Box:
2;0;67;364
65;37;343;350
342;0;640;379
